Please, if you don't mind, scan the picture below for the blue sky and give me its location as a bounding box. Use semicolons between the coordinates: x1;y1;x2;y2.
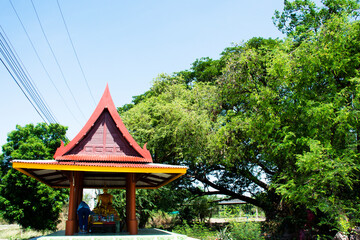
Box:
0;0;285;148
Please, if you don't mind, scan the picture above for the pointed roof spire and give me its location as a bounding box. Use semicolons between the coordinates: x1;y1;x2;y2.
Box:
54;84;152;162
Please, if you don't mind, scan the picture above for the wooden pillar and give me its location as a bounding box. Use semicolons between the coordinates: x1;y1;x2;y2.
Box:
65;171;76;235
65;171;84;235
74;172;83;233
126;173;138;235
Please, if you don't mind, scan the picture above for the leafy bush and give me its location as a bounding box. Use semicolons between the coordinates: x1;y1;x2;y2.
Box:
111;186;188;228
173;221;217;240
216;226;232;240
217;204;265;220
0;169;67;231
147;210;174;229
0;123;68;231
177;195;217;224
229;222;264;240
173;220;265;240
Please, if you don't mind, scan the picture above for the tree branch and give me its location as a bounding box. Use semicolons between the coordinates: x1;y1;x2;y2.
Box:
236;168;269;190
257;161;276;175
198;191;222;196
195;174;265;208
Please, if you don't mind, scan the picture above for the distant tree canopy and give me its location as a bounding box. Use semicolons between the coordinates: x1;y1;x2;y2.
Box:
0;123;68;231
273;0;360;40
117;2;360;236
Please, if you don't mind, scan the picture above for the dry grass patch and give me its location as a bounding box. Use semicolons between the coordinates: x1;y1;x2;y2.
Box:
0;225;52;240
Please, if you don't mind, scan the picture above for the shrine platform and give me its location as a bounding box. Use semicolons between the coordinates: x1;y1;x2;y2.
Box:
32;228;192;240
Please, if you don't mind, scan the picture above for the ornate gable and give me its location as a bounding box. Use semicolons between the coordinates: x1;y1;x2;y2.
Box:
53;84;152;162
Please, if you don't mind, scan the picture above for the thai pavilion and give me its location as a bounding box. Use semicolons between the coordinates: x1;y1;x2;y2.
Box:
12;85;188;235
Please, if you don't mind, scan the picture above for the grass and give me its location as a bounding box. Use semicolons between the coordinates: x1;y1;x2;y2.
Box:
171;220;265;240
0;225;52;240
0;215;52;240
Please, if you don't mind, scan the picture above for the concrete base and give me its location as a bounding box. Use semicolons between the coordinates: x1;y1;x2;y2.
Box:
31;228;190;240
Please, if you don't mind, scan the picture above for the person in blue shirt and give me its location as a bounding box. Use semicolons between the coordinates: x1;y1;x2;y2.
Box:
77;201;91;233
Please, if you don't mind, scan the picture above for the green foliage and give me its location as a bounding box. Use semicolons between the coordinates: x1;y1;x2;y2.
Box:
177;57;224;85
116;3;360;237
177;195;217;224
273;0;360;40
0;123;67;177
216;11;360;234
119;76;220;175
217;204;264;220
216;226;232;240
269;16;360;231
0;123;68;231
229;222;264;240
172;221;217;240
147;210;174;229
0;169;66;231
111;184;190;228
111;189;154;228
173;221;264;240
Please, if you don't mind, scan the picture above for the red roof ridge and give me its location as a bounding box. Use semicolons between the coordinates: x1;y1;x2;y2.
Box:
53;84;152;161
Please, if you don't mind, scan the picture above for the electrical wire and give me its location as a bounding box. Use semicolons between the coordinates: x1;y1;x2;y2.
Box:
8;0;81;126
0;31;70;141
0;57;48;124
0;30;54;124
0;26;58;124
30;0;86;120
0;33;55;124
56;0;96;106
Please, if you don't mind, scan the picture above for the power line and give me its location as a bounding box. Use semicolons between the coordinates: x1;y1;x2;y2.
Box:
0;31;55;124
56;0;96;106
0;29;70;140
30;0;86;120
0;57;48;124
0;35;54;124
0;29;55;124
8;0;81;126
0;26;58;124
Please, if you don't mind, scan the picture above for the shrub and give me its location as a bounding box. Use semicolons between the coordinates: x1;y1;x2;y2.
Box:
178;195;217;224
229;221;264;240
173;221;217;240
147;211;174;229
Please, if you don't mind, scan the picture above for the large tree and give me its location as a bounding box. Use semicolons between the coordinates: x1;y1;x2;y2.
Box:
117;8;360;237
219;13;360;232
0;123;68;231
271;14;360;228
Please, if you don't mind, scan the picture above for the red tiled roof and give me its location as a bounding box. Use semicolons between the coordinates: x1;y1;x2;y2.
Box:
53;84;152;161
55;155;152;163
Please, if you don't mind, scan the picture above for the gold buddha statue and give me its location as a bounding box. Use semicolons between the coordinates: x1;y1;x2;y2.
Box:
93;189;118;216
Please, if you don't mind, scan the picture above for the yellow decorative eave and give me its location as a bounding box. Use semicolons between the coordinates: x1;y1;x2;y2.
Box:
12;161;187;174
12;160;188;189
